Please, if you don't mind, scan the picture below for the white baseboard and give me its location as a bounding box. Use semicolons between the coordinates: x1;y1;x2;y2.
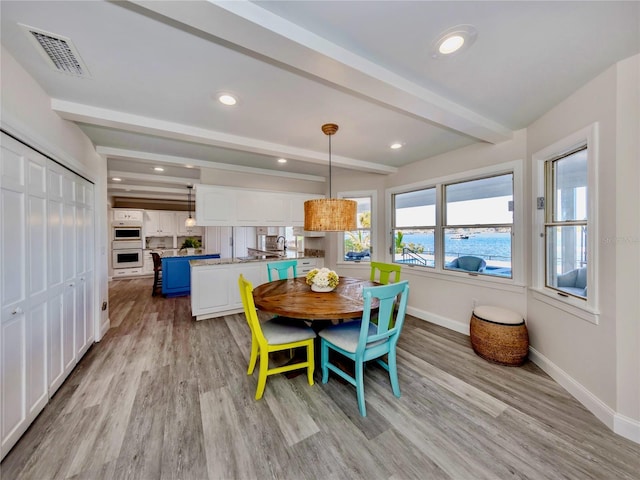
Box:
405;307;640;445
99;317;110;340
614;412;640;444
407;306;470;336
528;347;639;444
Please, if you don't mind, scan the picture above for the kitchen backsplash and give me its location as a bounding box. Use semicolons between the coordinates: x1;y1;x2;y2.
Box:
304;248;324;258
145;236;174;249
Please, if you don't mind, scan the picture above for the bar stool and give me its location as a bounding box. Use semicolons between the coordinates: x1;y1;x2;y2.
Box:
151;252;163;296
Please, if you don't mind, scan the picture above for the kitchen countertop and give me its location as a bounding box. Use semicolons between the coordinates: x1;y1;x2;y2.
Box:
147;249;219;258
190;251;322;267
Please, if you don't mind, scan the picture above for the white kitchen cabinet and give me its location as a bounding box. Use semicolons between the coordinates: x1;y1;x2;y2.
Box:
142;251;154;275
296;257;324;277
190;256;324;321
195;185;323;226
144;210;176;236
112;209;143;223
176;212;203;236
195;186;236;226
233;226;257;258
236;192;287;225
1;133;96;460
190;262;264;320
112;267;143;277
204;226;233;258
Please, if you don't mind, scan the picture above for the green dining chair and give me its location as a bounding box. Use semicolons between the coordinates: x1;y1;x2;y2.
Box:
319;280;410;416
370;262;402;327
370;261;402;285
267;259;298;281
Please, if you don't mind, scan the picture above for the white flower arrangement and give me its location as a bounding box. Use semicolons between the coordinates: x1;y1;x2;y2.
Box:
305;267;339;289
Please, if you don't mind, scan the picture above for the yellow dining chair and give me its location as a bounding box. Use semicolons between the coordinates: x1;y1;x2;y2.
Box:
370;261;402;285
238;274;316;400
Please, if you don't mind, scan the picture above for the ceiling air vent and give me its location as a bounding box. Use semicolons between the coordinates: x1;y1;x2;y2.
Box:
20;24;90;77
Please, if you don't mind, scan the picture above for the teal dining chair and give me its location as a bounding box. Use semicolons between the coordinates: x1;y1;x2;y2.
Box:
319;280;410;416
267;259;298;281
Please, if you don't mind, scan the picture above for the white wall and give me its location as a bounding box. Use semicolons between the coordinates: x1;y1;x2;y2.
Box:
525;57;639;439
200;166;325;195
614;55;639;438
345;130;528;335
0;45;110;339
331;56;639;441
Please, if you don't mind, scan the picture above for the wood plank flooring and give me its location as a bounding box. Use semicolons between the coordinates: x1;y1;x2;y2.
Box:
2;277;638;479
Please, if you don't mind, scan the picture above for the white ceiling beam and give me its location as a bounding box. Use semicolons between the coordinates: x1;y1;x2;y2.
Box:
98;146;328;182
108;184;189;196
107;170;198;186
53;100;397;175
131;0;513;144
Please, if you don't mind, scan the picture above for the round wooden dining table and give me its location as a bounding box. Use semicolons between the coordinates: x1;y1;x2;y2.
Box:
252;276;379;321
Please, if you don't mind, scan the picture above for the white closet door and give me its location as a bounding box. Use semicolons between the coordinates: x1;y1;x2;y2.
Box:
25;150;48;420
1;134;96;460
1;138;27;457
47;164;65;394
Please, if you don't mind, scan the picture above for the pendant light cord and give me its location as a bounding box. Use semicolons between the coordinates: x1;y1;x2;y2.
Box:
328;134;332;199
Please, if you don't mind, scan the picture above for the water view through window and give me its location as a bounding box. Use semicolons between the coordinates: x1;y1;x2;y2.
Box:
393;174;513;278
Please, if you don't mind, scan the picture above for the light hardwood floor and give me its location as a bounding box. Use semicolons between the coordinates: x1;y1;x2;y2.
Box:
2;277;638;479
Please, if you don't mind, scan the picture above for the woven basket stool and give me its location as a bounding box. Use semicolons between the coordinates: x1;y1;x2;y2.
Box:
470;306;529;366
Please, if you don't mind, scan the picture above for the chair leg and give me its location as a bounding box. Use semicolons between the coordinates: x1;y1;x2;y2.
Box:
255;351;269;400
307;341;315;386
355;360;366;416
247;337;258;374
321;340;329;384
388;348;401;398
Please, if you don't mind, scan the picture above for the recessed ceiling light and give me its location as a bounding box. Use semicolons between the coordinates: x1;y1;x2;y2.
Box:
439;35;465;55
112;177;122;182
218;93;238;106
390;143;403;150
432;25;477;58
154;166;164;172
277;158;287;164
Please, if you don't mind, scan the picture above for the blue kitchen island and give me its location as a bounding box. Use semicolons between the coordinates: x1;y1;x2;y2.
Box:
161;252;221;297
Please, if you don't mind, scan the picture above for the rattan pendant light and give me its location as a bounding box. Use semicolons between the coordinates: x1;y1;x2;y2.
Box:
304;123;357;231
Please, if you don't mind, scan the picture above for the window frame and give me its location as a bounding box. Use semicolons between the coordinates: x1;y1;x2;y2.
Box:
391;186;437;269
442;172;515;278
386;160;524;286
532;123;599;323
337;190;376;265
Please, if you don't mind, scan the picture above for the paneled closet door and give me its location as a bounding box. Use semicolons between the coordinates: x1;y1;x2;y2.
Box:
1;137;28;458
25;149;48;420
61;173;76;377
1;134;96;460
47;163;65;394
1;134;49;458
80;182;94;354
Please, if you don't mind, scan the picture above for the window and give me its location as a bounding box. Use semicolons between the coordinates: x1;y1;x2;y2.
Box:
533;122;598;321
392;188;436;267
342;195;372;262
443;174;513;278
390;170;516;279
544;146;588;298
